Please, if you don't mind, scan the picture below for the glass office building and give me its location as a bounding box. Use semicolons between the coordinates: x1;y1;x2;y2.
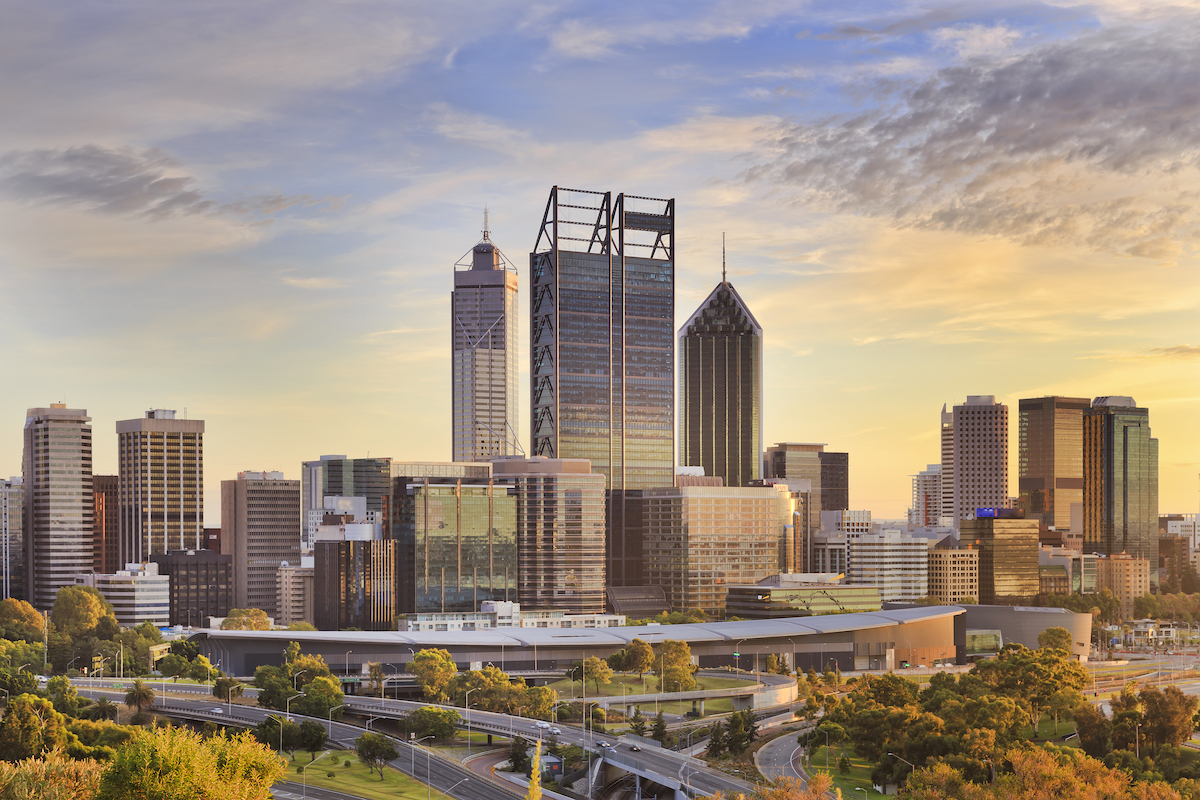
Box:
679;280;763;489
962;517;1039;605
1018;396;1090;528
1083;397;1159;576
452;224;520;462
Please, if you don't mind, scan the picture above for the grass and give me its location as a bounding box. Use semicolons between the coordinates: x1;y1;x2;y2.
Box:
545;673;755;700
808;745;886;798
281;752;430;800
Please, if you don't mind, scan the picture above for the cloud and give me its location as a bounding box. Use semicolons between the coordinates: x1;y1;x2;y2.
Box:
282;275;346;290
756;17;1200;257
1146;344;1200;359
929;23;1021;59
0;145;337;221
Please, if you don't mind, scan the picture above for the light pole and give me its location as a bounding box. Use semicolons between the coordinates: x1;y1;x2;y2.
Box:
385;663;399;700
302;750;332;798
286;691;306;722
854;788;868;800
293;669;307;690
675;680;681;718
465;688;478;758
435;778;469;798
345;651;353;679
412;734;434;776
327;703;345;737
787;638;796;675
511;705;525;738
227;681;242;714
734;639;746;673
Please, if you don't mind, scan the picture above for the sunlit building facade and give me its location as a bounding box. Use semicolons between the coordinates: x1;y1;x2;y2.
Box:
93;474;120;575
949;396;1009;526
116;409;204;564
0;478;23;601
221;471;301;616
962;515;1039;605
1018;396;1090;529
452;224;520;461
24;404;94;610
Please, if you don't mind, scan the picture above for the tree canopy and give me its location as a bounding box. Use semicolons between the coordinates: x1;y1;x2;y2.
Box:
220;609;270;631
410;648;458;702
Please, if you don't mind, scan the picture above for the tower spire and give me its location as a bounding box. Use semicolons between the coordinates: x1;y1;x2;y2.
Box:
722;232;726;283
483;206;490;241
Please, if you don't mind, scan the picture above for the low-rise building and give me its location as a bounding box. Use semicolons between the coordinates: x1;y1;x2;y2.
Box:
724;574;882;619
76;563;170;627
276;557;314;626
927;536;979;603
149;549;233;627
397;601;624;632
847;530;928;602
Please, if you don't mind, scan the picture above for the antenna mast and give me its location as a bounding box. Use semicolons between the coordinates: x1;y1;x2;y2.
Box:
483;206;490;241
722;232;726;283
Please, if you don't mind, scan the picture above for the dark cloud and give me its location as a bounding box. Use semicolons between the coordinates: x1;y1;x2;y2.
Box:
0;145;335;220
761;19;1200;257
813;7;970;40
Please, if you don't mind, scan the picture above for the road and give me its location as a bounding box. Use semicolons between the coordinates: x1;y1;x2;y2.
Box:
756;731;806;784
76;685;512;800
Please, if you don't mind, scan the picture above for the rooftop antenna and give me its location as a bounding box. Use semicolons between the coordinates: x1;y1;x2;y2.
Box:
483;206;490;241
722;232;727;283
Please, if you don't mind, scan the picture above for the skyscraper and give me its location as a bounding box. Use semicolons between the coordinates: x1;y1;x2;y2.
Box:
221;471;301;615
679;274;763;489
949;396;1009;526
301;456;391;551
23;404;93;610
531;187;675;589
452;218;519;462
529;186;675;489
939;405;954;522
1017;396;1090;529
909;464;942;527
93;475;119;575
0;477;23;600
1083;397;1158;571
763;443;849;529
116;409;204;564
962;514;1039;605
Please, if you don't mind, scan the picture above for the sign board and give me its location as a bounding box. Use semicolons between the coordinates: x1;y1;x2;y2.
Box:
149;643;170;663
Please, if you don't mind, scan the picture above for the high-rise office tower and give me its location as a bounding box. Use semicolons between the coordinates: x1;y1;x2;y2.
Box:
679;271;763;489
1017;396;1090;529
93;475;119;575
1084;397;1158;571
939;405;954;522
948;396;1009;525
221;471;301;615
300;456;391;551
116;410;204;564
909;464;942;527
764;443;849;530
962;514;1039;604
529;186;675;488
23;404;93;610
452;219;520;462
531;187;675;589
0;477;23;600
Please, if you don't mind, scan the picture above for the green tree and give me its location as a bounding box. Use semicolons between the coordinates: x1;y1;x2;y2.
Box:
299;719;327;761
294;675;344;720
410;706;460;741
1142;685;1199;755
168;640;200;661
254;716;303;760
766;654;780;675
628;708;647;737
46;675;79;717
95;726;284;800
123;681;155;714
212;677;244;704
92;697;119;722
0;599;43;644
583;655;613;695
354;732;399;780
652;712;668;743
157;653;190;681
654;640;696;692
286;622;318;631
838;754;851;775
626;639;655;688
509;735;531;774
187;655;218;683
51;585;113;640
0;694;69;761
706;721;727;757
220;609;270;631
410;648;458;702
368;662;386;697
1037;626;1074;652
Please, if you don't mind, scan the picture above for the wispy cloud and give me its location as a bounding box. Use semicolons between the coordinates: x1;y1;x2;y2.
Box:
282;275;346;290
756;17;1200;257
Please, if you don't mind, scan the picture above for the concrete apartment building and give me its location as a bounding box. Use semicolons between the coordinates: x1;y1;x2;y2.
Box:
77;563;170;628
116;409;205;565
276;557;314;627
928;536;979;603
947;396;1009;527
1096;553;1152;619
221;471;301;616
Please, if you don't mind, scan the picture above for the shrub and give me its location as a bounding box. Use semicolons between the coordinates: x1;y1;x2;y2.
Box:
326;772;335;779
344;760;351;767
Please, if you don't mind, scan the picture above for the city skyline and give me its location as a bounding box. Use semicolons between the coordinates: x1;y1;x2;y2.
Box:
2;2;1199;520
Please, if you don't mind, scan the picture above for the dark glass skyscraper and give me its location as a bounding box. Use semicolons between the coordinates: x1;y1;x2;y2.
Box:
529;187;675;490
1017;396;1090;528
1084;397;1158;573
679;280;762;488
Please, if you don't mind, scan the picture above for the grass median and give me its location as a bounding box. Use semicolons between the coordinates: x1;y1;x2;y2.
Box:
281;752;431;800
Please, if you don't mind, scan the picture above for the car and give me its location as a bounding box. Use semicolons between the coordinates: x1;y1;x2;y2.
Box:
628;744;641;752
535;721;551;729
209;708;224;714
550;728;562;735
597;741;611;749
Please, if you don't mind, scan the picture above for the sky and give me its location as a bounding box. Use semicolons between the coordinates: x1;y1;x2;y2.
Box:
2;0;1199;523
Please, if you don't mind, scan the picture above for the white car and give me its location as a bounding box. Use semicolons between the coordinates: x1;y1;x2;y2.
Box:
535;721;551;730
550;728;562;735
597;741;611;749
209;708;224;714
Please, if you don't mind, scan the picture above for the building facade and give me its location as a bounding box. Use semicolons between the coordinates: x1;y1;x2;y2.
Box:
0;478;23;601
398;601;624;632
962;515;1039;605
909;464;942;527
149;549;233;627
927;537;979;603
492;457;607;614
93;475;120;575
220;471;301;615
847;531;928;602
724;577;882;619
116;409;204;564
637;484;793;616
314;538;397;631
276;559;314;626
764;443;838;530
23;404;94;610
678;279;763;489
1018;396;1090;529
1083;397;1159;577
940;405;955;521
301;456;392;551
452;224;520;462
950;396;1009;526
77;563;170;628
1096;554;1152;619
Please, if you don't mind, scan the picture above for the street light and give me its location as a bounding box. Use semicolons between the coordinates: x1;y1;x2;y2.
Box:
734;639;746;673
227;681;242;715
301;750;333;798
345;651;353;679
464;688;478;758
286;691;306;722
412;734;435;776
787;638;796;675
854;788;868;800
293;669;307;690
327;703;345;737
434;777;469;799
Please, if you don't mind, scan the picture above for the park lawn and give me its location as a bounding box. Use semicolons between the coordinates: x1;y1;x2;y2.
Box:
1029;717;1077;741
282;752;429;800
808;745;887;798
545;673;754;699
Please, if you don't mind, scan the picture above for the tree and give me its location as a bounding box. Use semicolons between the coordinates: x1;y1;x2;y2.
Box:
354;732;399;781
1142;685;1199;755
654;640;696;692
157;653;190;681
46;675;79;717
509;735;531;774
51;585;113;640
287;622;318;631
95;726;285;800
299;720;327;761
187;655;218;683
294;675;344;720
1037;626;1074;652
0;599;43;644
0;694;69;761
527;739;543;799
254;716;303;761
712;774;833;800
123;681;155;714
766;654;780;675
629;708;648;737
92;697;119;722
410;648;458;702
706;721;727;757
727;710;760;756
368;662;386;697
213;677;244;704
169;639;200;661
583;656;613;695
410;706;460;741
652;712;668;742
626;639;655;687
0;750;106;799
220;608;270;631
